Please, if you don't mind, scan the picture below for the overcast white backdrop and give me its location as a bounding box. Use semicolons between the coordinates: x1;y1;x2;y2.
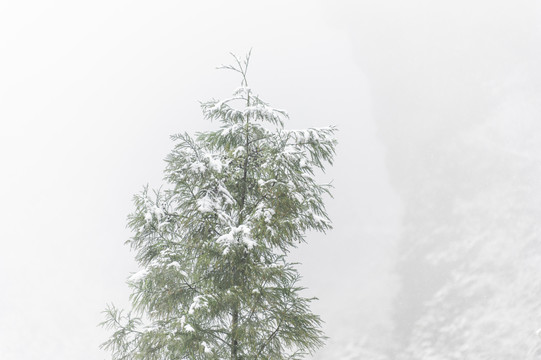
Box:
0;1;400;359
5;1;541;359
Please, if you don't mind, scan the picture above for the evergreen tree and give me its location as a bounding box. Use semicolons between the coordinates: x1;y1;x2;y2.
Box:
101;52;337;360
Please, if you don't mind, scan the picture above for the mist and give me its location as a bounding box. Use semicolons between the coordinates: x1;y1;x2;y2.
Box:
326;1;541;358
1;1;540;359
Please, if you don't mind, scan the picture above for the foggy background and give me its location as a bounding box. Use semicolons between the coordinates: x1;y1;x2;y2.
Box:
1;1;540;359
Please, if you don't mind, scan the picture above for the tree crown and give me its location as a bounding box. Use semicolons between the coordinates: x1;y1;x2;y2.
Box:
101;52;337;360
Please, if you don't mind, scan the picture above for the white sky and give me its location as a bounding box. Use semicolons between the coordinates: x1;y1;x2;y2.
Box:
0;2;400;359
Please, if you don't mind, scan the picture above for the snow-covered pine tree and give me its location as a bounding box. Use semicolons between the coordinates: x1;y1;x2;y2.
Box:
100;52;337;360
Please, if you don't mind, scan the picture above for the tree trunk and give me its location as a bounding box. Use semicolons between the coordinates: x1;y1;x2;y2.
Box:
231;303;239;360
